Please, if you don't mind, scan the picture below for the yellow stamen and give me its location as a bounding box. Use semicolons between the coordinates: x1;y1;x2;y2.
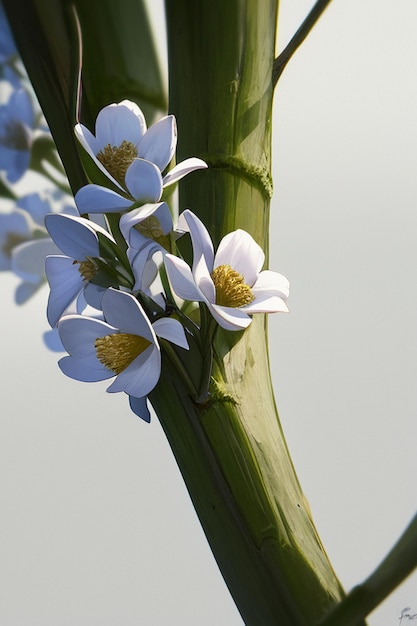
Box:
211;264;254;308
74;258;97;281
96;140;138;186
136;216;164;239
136;215;171;251
95;333;152;375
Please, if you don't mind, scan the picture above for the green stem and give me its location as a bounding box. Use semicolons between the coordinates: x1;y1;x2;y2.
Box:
318;513;417;626
273;0;333;86
158;2;347;623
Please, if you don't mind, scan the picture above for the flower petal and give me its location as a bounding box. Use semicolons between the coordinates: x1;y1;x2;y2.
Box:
129;395;151;422
164;254;205;303
12;238;59;284
193;253;215;303
178;209;214;274
10;88;34;129
208;303;252;331
162;157;207;187
129;241;161;291
58;315;116;360
94;101;146;151
0;146;31;183
120;202;172;246
43;328;64;352
214;229;264;286
107;344;160;396
45;256;84;327
45;213;101;258
74;123;98;158
15;282;41;304
101;288;156;342
251;269;290;300
58;355;113;382
243;296;289;314
17;193;51;226
125;158;163;204
138;115;176;172
84;282;106;310
153;317;189;350
75;184;133;214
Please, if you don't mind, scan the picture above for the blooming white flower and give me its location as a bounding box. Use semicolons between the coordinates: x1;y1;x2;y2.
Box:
58;287;188;422
164;210;289;331
74;100;207;213
44;213;113;326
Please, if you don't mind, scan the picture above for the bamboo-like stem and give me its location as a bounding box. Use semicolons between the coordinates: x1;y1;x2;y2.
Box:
155;2;349;624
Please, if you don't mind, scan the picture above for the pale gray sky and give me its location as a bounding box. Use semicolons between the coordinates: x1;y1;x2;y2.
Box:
1;1;416;624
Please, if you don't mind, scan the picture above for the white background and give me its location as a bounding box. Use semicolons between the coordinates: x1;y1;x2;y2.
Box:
1;1;416;624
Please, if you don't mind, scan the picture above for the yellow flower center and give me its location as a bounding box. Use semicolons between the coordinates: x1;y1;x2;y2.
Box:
96;140;138;186
74;258;97;281
136;215;171;250
210;264;254;308
95;333;152;375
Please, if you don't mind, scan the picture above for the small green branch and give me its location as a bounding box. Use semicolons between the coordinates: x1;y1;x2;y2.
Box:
273;0;333;87
318;513;417;626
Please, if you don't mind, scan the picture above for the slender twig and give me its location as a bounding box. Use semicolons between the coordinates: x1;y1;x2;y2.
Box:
273;0;333;87
317;513;417;626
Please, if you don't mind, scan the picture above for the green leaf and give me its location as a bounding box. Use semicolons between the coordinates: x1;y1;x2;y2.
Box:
3;0;87;194
4;0;166;194
72;0;167;128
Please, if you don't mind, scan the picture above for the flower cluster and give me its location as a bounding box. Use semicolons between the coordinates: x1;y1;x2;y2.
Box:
0;7;75;309
43;100;290;421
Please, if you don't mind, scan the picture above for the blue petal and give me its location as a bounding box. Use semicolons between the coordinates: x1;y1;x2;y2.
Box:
75;184;133;214
58;355;113;382
45;256;84;327
107;344;160;396
137;115;176;172
45;213;100;259
129;395;151;423
125;158;163;204
101;288;156;342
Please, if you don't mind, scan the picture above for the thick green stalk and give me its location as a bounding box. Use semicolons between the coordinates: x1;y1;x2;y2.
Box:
154;1;348;624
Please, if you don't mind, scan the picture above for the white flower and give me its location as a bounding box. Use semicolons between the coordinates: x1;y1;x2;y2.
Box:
74;100;207;213
164;210;289;331
58;288;188;422
44;213;113;326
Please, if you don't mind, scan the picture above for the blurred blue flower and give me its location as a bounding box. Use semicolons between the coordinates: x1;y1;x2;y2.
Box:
0;87;34;182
